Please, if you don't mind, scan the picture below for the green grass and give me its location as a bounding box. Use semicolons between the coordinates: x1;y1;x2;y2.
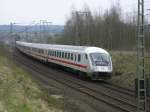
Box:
110;51;150;89
0;44;63;112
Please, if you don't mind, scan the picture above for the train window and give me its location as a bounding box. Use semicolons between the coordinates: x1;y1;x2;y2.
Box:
85;54;88;60
62;52;64;58
58;52;60;57
65;52;67;59
61;52;62;58
32;48;34;52
49;50;52;56
51;51;53;56
71;53;73;60
75;54;76;61
59;52;61;57
54;51;56;57
37;49;38;52
36;48;38;53
52;51;54;56
41;49;44;54
53;51;54;56
68;53;70;59
57;52;59;57
60;52;62;58
56;51;58;57
57;51;59;57
53;51;55;56
78;54;81;62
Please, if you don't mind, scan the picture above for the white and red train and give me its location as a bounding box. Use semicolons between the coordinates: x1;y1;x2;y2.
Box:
16;41;113;80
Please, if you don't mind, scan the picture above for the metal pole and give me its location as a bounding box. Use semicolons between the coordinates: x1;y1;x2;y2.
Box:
25;27;29;42
10;23;13;44
10;22;15;51
137;0;146;111
75;12;80;45
85;12;90;46
40;20;42;43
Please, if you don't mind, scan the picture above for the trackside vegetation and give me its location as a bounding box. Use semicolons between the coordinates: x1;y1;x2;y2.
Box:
57;4;150;52
111;51;150;89
0;44;63;112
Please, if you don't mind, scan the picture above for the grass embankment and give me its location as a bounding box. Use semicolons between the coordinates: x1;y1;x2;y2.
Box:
0;45;63;112
111;51;150;89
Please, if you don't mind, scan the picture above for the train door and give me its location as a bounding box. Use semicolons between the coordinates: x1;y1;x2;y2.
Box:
45;49;48;62
73;52;78;70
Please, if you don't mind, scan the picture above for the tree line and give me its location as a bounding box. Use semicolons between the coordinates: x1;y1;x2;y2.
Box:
56;5;150;51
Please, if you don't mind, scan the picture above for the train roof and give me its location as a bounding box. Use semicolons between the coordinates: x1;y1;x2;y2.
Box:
16;41;109;54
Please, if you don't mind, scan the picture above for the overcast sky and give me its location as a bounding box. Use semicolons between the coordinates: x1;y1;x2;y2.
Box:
0;0;149;25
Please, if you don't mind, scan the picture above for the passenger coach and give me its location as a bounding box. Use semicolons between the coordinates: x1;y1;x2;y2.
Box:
16;41;113;80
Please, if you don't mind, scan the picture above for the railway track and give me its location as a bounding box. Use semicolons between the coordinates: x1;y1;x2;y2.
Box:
101;82;135;97
13;50;141;112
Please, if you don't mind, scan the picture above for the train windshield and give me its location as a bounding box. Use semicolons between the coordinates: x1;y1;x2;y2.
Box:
90;53;110;66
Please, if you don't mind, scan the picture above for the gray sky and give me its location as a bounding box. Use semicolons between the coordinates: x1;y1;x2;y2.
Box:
0;0;149;25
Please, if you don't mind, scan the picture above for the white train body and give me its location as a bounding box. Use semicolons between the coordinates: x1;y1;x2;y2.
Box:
16;41;113;80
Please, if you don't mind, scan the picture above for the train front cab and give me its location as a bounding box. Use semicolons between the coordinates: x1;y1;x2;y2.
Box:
88;53;112;80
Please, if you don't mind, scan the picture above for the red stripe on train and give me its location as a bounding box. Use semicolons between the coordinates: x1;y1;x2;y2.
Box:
48;57;87;69
28;52;87;69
